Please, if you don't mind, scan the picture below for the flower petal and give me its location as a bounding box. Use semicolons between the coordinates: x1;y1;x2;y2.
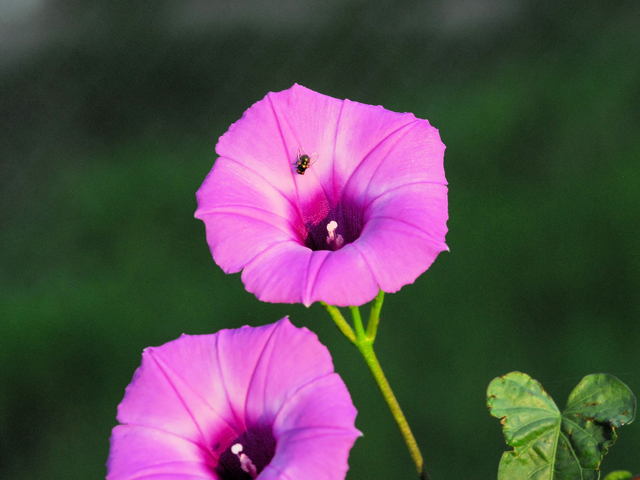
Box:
356;216;447;293
331;100;420;202
266;374;361;480
214;92;299;201
225;84;341;231
306;244;379;307
239;242;313;304
243;319;335;425
272;374;359;433
364;182;449;245
342;118;446;211
107;425;214;480
260;429;359;480
212;322;283;431
116;336;238;447
195;158;305;274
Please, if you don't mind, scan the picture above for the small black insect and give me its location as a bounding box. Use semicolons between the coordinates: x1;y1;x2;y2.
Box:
294;148;317;175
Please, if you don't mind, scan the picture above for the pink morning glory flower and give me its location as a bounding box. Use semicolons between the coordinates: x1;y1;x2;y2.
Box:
107;318;360;480
195;84;448;306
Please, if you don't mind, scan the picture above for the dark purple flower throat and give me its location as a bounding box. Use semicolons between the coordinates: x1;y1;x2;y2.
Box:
301;195;363;252
215;427;276;480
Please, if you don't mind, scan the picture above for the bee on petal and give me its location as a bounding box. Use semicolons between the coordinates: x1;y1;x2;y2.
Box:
294;148;318;175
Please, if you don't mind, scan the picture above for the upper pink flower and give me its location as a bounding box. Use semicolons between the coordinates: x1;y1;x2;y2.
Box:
107;318;360;480
196;84;448;307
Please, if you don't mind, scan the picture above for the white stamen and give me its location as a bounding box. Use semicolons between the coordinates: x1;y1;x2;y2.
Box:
231;443;243;455
231;443;258;479
326;220;338;242
326;220;344;249
239;453;258;479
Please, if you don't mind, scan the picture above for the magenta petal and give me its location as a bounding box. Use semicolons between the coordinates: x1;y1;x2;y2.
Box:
356;217;447;293
342;119;446;208
240;242;314;305
243;320;334;423
215;84;341;196
272;374;359;433
196;84;448;306
107;425;215;480
260;430;360;480
267;375;361;480
240;241;381;307
107;319;359;480
211;322;283;431
359;182;449;294
195;159;305;274
115;335;239;445
331;101;422;201
307;245;379;307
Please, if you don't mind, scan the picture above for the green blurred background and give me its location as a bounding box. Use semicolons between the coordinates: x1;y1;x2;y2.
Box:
1;1;639;478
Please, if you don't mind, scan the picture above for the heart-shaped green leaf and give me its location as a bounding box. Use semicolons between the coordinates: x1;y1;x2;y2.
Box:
488;372;636;480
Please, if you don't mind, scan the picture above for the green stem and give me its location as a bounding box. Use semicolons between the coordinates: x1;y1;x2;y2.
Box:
348;306;428;480
320;302;356;344
358;341;428;480
349;306;365;338
322;299;429;479
366;289;384;341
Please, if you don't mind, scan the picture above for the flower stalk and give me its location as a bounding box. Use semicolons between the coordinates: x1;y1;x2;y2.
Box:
366;289;384;341
321;303;356;344
323;294;430;480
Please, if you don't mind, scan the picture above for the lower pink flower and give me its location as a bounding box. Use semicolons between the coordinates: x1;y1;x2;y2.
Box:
107;318;360;480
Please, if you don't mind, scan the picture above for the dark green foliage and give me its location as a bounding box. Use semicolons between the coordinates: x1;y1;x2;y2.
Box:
488;372;636;480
